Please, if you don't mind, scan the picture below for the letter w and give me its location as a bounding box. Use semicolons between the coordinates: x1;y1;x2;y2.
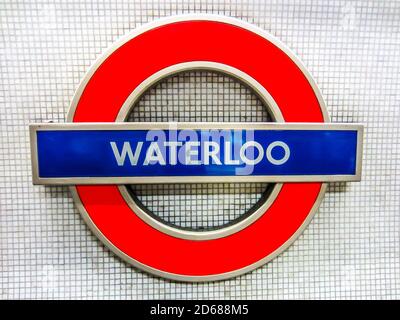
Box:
110;141;143;166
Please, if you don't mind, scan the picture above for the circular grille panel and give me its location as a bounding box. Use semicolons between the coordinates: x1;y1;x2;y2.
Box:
127;71;273;231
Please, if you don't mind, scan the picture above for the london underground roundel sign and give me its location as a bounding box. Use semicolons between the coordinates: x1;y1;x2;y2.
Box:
29;15;363;281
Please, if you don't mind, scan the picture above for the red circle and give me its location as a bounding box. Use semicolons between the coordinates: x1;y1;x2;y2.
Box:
72;20;324;277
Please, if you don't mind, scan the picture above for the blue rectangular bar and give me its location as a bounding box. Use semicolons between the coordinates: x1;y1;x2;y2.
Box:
32;126;360;183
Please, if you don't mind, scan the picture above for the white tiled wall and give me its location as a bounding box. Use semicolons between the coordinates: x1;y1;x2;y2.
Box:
0;0;399;299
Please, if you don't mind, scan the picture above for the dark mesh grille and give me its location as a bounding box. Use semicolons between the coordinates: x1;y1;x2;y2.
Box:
126;71;273;230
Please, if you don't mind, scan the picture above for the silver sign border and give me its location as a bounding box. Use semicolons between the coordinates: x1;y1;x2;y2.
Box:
29;14;364;281
30;122;363;185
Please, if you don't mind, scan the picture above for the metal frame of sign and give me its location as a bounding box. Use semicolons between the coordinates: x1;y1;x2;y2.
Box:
30;122;363;185
29;14;364;281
